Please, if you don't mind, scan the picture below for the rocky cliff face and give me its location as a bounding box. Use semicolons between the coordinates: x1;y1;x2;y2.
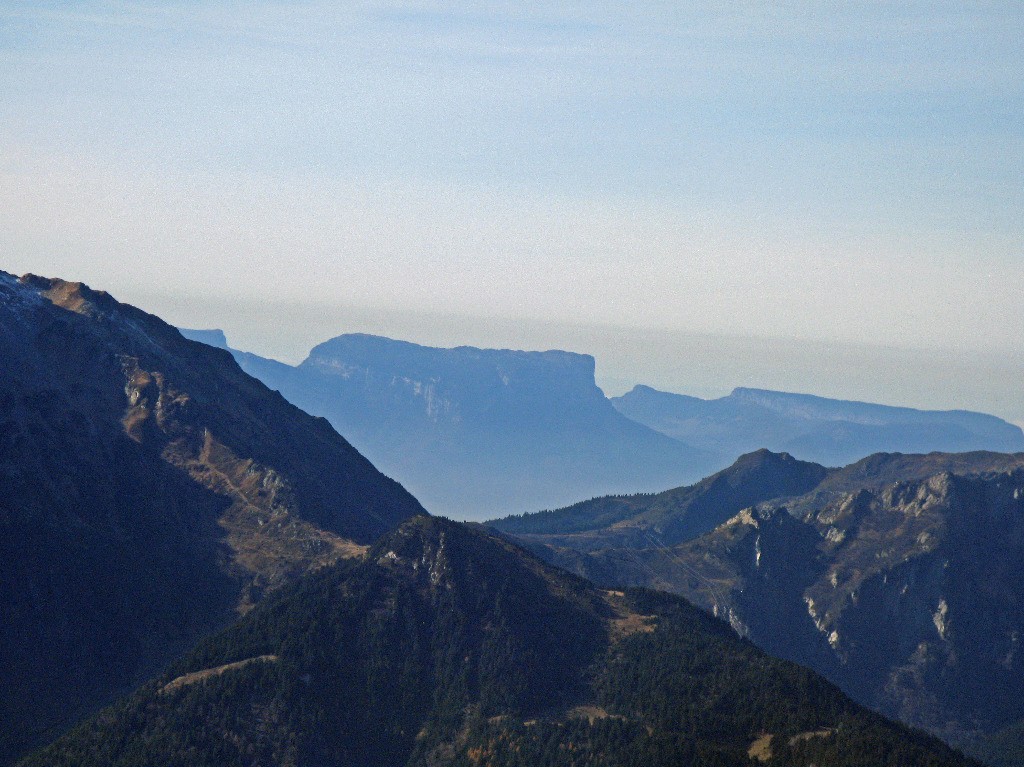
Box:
501;451;1024;754
304;333;606;420
0;273;424;763
798;472;1024;736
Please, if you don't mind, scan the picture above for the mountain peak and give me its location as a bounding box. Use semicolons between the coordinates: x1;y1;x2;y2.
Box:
732;447;797;466
718;449;827;489
490;448;828;544
300;333;605;421
19;273;120;319
0;276;426;762
370;515;591;600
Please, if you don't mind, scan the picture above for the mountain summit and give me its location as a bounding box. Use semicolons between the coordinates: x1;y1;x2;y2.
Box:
0;273;424;762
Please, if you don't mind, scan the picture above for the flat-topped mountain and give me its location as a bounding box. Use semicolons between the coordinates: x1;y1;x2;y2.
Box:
0;274;424;763
183;330;1024;519
612;385;1024;468
23;517;976;767
181;330;716;519
491;450;1024;762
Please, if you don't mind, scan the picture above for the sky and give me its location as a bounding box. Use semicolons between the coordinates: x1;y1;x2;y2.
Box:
1;2;1022;423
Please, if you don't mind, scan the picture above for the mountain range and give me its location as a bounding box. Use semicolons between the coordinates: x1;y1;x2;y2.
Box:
489;449;1024;763
180;330;1024;521
0;271;1014;766
612;385;1024;468
22;516;975;767
0;273;424;762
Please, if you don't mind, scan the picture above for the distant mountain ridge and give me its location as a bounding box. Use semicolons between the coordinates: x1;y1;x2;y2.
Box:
0;274;424;764
491;449;1024;545
182;330;1024;519
612;384;1024;467
181;329;717;519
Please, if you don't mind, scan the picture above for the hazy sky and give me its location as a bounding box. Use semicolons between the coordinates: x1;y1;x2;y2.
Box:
2;3;1022;421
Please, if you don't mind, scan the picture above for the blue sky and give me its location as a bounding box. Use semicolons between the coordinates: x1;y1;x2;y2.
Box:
1;2;1022;420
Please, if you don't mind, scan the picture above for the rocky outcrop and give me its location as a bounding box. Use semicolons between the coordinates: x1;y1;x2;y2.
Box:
503;451;1024;755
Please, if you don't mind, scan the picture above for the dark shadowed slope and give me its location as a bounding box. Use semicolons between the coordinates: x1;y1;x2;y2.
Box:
613;385;1024;468
0;273;424;763
22;517;975;767
180;330;717;519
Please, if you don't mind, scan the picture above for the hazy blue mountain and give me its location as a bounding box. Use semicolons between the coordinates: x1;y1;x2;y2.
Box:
180;328;1023;520
180;330;717;519
612;385;1024;467
177;327;229;348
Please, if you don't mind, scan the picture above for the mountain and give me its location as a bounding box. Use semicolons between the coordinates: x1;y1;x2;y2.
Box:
490;450;1024;761
0;274;425;763
179;330;717;519
21;516;976;767
179;328;294;386
492;449;829;550
612;385;1024;468
181;330;1024;519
